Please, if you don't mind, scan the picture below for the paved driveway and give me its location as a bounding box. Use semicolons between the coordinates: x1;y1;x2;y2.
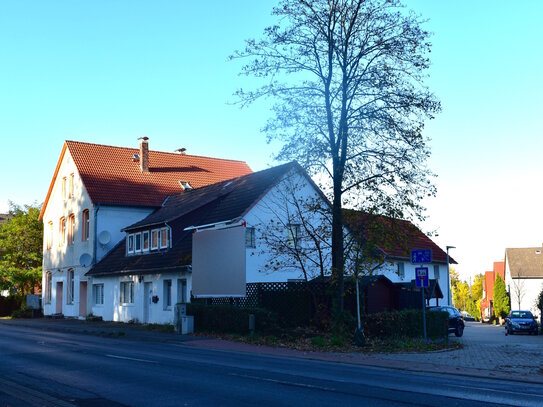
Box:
378;322;543;377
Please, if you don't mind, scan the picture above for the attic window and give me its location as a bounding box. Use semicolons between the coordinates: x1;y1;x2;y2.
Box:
536;250;541;255
132;153;140;162
179;180;192;190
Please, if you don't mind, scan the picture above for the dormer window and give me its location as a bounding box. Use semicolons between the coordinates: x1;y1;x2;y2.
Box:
127;234;134;254
178;180;192;190
127;227;169;256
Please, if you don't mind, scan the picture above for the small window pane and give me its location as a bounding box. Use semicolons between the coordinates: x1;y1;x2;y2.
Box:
151;230;158;250
245;227;255;248
142;231;149;251
127;235;134;253
135;233;141;252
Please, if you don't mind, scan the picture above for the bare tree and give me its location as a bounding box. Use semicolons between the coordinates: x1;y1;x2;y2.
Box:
232;0;439;311
510;271;526;310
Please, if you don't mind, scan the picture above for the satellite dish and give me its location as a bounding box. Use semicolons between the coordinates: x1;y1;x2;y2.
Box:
98;230;111;245
79;253;92;267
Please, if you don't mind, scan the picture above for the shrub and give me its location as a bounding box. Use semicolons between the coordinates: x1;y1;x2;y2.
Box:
187;303;279;335
361;309;448;339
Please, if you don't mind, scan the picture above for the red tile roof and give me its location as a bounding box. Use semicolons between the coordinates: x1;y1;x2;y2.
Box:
39;140;252;220
343;210;456;264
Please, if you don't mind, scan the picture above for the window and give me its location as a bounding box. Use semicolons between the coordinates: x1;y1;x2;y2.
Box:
160;227;169;249
67;214;75;245
397;262;405;279
245;227;255;248
93;284;104;305
59;217;66;246
434;265;440;280
82;209;89;241
120;281;134;304
151;229;159;250
163;279;172;309
127;234;134;254
68;173;74;198
61;177;67;201
286;224;301;248
67;269;74;304
45;271;52;304
47;222;53;250
177;279;187;303
134;233;142;253
142;231;149;252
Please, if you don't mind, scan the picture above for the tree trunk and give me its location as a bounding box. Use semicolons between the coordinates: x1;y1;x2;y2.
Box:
332;173;344;312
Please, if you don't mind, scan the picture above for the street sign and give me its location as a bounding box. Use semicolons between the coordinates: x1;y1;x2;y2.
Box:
416;267;429;288
411;249;432;264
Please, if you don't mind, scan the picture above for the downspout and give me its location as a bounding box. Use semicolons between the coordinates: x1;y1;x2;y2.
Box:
93;204;100;265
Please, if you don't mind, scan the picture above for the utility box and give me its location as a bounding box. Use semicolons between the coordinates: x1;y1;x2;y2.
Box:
174;303;192;334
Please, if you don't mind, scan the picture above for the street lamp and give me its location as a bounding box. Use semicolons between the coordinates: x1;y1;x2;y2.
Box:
446;245;456;306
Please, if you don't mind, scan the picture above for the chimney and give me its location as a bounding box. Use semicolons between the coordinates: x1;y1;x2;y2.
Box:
138;137;149;172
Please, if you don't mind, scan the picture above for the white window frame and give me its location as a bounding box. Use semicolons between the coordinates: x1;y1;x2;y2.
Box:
61;177;67;201
45;271;52;304
134;232;142;253
68;173;74;199
59;217;66;246
397;262;405;279
163;279;172;309
93;283;104;305
245;227;255;248
67;269;74;304
47;222;53;250
120;281;134;304
151;229;159;250
82;209;90;241
434;264;440;280
127;234;134;254
142;231;150;252
160;227;170;249
286;224;301;249
68;214;75;245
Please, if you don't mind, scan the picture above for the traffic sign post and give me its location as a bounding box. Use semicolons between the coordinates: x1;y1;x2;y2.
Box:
416;267;429;343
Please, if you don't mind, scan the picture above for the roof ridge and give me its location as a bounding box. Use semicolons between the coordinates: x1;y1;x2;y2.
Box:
65;140;248;164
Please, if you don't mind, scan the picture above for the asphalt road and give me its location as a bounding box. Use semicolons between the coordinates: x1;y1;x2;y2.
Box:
1;324;543;407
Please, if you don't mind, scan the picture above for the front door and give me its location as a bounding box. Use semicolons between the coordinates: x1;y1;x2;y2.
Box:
56;282;63;314
143;282;152;323
79;281;87;317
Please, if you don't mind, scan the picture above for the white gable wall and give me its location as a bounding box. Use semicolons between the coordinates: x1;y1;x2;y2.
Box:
244;171;331;283
42;148;156;318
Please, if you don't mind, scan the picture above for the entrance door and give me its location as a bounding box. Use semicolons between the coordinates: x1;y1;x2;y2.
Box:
177;279;187;303
56;282;63;314
143;282;152;323
79;281;87;317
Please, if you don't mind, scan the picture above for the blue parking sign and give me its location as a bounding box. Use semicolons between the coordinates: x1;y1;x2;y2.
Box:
411;249;432;264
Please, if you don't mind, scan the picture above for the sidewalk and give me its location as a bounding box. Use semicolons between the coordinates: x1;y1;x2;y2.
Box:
3;318;543;385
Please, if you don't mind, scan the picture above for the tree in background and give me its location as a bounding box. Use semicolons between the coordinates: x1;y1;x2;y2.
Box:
510;271;526;310
451;271;483;321
493;274;510;319
0;202;43;298
233;0;439;311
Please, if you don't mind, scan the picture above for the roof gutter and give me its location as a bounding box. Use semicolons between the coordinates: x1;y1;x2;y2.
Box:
87;265;191;277
183;218;243;232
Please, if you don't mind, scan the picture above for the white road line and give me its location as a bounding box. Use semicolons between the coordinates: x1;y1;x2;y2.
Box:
105;354;158;364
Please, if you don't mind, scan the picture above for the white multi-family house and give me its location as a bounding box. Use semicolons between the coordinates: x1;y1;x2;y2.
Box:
85;162;332;323
39;138;251;318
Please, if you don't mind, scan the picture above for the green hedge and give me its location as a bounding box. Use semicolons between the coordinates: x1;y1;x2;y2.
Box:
187;303;279;335
361;309;448;339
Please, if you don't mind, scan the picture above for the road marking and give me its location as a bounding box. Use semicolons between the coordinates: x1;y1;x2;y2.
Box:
105;354;158;364
229;372;336;392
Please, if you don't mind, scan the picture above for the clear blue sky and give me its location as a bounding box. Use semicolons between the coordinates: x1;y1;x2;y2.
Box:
1;1;542;281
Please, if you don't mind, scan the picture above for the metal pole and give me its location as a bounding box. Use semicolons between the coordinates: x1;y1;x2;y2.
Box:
422;276;427;343
446;246;455;306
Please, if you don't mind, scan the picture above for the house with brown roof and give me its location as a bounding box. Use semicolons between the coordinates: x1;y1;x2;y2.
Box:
505;247;543;318
343;210;454;307
84;162;332;323
40;138;251;318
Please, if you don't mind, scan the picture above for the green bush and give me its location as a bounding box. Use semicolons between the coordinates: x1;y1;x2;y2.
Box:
187;303;279;335
361;309;448;339
11;307;42;319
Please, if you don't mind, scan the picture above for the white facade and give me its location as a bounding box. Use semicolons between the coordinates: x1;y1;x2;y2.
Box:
41;149;154;318
90;272;191;324
505;261;543;318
